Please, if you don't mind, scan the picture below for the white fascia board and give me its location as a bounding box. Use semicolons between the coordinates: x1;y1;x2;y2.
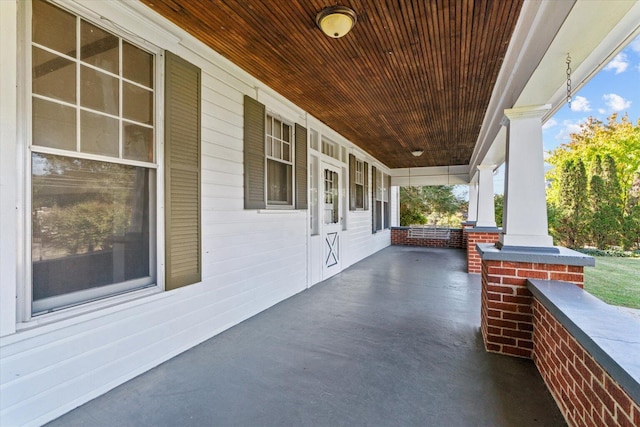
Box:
390;165;470;186
468;0;576;177
537;1;640;120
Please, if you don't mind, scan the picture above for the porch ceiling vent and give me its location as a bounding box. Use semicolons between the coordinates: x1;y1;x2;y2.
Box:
316;5;357;39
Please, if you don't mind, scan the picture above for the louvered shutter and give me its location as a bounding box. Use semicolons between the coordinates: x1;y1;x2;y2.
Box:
165;52;201;290
295;123;308;209
349;154;356;210
243;96;266;209
372;166;377;233
385;173;391;228
363;161;369;211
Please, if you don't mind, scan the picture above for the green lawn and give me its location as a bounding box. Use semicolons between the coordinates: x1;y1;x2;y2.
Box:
584;256;640;309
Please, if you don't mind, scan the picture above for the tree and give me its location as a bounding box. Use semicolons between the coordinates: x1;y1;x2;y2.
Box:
553;159;589;248
494;194;504;227
546;114;640;249
399;185;466;227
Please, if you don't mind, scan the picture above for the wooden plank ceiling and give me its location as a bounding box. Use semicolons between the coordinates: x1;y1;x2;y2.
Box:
141;0;523;168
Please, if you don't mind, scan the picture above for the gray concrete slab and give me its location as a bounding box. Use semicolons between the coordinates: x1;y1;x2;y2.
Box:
47;247;565;427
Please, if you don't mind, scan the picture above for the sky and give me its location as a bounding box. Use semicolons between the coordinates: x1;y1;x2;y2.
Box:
493;35;640;194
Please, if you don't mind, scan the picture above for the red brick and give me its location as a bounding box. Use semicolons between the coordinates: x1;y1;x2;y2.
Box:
533;263;568;272
549;272;584;283
487;266;517;276
502;345;532;358
517;304;532;314
502;312;531;322
492;319;518;329
487;292;502;301
486;334;516;346
487;284;515;294
592;379;616;415
503;329;532;340
517;339;533;349
502;295;532;305
501;276;526;286
584;355;605;384
516;269;549;279
516;287;532;296
486;309;501;319
503;261;532;269
487;326;502;335
489;302;519;313
605;377;632;416
485;343;501;352
518;322;533;331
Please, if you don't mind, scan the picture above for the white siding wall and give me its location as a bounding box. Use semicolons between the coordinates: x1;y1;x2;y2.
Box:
0;1;389;425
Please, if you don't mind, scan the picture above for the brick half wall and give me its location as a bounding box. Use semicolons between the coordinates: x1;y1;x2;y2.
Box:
532;298;640;427
466;229;500;273
480;259;584;358
391;227;463;249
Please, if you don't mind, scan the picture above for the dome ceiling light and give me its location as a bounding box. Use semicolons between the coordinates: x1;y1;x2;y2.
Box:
316;5;357;39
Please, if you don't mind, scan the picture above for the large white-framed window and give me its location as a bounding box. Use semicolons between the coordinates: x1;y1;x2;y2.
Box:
265;113;294;206
27;0;159;315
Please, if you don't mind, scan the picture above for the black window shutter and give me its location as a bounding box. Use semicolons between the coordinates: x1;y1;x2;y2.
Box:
295;123;308;209
363;161;369;211
243;95;266;209
349;154;356;210
371;166;377;233
165;52;201;290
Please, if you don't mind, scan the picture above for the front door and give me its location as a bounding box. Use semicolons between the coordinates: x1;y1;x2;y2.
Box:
322;163;342;279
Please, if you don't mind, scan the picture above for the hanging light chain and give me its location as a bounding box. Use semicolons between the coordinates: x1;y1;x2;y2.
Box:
566;53;572;106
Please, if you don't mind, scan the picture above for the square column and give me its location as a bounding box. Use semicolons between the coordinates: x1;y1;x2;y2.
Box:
467;181;478;223
499;105;553;248
476;165;496;228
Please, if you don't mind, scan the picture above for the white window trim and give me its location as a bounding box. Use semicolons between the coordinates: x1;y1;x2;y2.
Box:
17;0;166;324
264;111;295;209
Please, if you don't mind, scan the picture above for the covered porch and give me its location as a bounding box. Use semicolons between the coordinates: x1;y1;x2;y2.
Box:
46;246;564;426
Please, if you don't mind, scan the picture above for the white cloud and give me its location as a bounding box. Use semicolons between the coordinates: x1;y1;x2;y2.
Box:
542;118;557;130
604;53;629;74
570;96;591;112
598;108;606;114
603;93;632;112
555;119;585;142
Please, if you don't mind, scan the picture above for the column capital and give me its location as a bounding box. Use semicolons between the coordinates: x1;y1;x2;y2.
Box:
503;104;551;121
476;164;496;172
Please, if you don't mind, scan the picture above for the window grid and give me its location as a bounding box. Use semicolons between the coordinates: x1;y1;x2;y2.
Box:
31;14;155;166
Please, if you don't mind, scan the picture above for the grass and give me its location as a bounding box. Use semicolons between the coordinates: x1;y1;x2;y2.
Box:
584;256;640;309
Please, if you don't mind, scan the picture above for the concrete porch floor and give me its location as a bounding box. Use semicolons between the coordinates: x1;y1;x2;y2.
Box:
47;246;565;427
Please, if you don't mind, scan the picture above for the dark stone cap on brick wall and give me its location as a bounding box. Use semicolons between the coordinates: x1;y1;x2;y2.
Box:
476;243;595;266
528;279;640;404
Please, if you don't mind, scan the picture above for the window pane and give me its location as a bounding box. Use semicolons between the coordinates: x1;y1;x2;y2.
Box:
32;47;76;103
283;142;290;162
274;140;281;160
81;66;119;115
266;136;273;156
32;153;150;307
283;124;291;143
81;110;119;157
124;123;153;162
32;98;76;150
81;20;119;74
267;159;291;204
32;0;76;57
123;41;153;88
123;82;153;125
273;119;281;139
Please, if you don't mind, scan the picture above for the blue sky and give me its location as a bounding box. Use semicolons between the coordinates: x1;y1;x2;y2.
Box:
493;35;640;194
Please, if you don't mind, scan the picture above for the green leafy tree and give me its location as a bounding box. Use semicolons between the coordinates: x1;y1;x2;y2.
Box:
546;114;640;249
494;194;504;227
399;185;466;227
553;159;589;247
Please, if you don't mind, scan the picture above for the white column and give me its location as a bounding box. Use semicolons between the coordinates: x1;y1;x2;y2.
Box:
475;165;496;228
499;105;553;248
467;180;478;223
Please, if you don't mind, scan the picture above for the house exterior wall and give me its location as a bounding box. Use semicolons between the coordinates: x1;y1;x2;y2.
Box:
0;1;390;425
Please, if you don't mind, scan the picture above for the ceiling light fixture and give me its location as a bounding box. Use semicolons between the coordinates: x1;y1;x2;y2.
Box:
411;149;424;157
316;5;357;39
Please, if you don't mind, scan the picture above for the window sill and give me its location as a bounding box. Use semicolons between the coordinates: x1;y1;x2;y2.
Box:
258;209;304;214
9;286;169;343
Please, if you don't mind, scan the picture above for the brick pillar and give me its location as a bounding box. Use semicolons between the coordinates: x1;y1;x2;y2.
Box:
466;228;500;273
476;243;593;358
